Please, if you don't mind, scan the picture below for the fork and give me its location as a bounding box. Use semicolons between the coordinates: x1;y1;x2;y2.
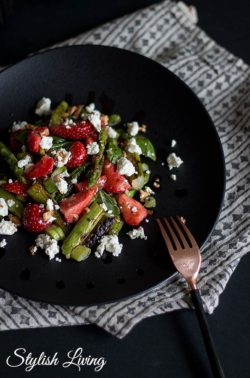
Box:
157;216;225;378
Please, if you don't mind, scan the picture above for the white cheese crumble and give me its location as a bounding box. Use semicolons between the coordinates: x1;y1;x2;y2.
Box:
7;199;15;208
17;154;32;168
54;204;60;210
46;199;54;211
8;179;13;183
0;219;17;235
63;118;75;127
35;97;51;116
35;234;60;260
167;153;183;170
127;226;147;240
127;137;142;155
0;238;7;248
54;148;71;167
95;235;123;258
171;139;177;148
85;103;95;113
107;126;118;138
43;211;56;223
55;177;68;194
117;157;135;176
12;121;27;132
87;142;100;155
55;257;62;262
0;198;8;217
71;177;78;184
170;174;177;181
40;136;53;150
88;110;101;132
127;121;139;136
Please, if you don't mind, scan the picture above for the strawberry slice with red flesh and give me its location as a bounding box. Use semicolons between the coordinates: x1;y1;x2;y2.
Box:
60;185;98;223
75;175;107;192
102;159;131;194
23;203;52;232
25;155;54;180
2;181;28;196
117;194;148;226
67;141;87;168
50;120;94;140
27;126;49;153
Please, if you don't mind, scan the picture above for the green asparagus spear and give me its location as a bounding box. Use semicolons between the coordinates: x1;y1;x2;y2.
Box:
0;142;26;183
45;224;65;241
108;114;121;127
108;216;123;235
62;201;104;258
50;101;68;125
87;128;108;188
71;245;91;262
0;188;24;218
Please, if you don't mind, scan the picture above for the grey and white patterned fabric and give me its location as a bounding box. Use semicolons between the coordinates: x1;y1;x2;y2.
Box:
0;0;249;338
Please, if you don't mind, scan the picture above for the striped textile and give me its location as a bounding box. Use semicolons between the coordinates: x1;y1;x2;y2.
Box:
0;0;249;338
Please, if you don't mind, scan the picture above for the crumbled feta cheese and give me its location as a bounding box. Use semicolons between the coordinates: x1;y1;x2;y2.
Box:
0;219;17;235
46;199;54;211
127;226;147;240
7;199;15;208
95;235;123;258
127;137;142;155
127;121;139;136
35;97;51;116
0;198;8;217
144;186;155;195
167;153;183;170
161;162;165;166
145;219;149;223
35;234;59;260
88;110;101;132
131;206;138;213
55;177;68;194
12;121;27;132
63;118;75;127
87;142;100;155
54;204;60;210
40;136;53;150
170;174;177;181
107;126;118;138
0;238;7;248
55;257;62;262
54;148;71;167
8;179;13;183
17;154;32;168
117;157;136;176
171;139;177;148
85;103;95;113
145;170;150;174
100;203;108;211
71;177;77;184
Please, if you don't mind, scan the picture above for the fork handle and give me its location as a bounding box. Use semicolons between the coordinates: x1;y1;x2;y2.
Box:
191;289;225;378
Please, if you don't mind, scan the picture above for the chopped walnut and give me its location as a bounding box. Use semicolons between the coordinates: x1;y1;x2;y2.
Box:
139;189;151;202
101;115;109;126
8;214;21;227
139;124;147;133
153;182;160;188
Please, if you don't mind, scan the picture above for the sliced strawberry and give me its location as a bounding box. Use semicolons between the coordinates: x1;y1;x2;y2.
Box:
117;194;148;226
60;185;98;223
27;126;49;153
27;133;41;153
67;141;87;168
75;175;107;192
2;181;28;196
50;120;94;140
23;203;52;232
103;159;131;194
25;155;54;180
85;135;96;145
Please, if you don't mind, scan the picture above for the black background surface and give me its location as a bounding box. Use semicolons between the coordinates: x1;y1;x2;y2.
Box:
0;1;250;377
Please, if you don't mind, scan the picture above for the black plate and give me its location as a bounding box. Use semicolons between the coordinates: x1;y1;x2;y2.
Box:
0;45;225;305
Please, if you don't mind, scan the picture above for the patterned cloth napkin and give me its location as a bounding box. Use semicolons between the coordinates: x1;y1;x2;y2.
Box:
0;0;249;338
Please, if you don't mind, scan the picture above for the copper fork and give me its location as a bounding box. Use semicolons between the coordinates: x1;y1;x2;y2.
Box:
157;216;225;378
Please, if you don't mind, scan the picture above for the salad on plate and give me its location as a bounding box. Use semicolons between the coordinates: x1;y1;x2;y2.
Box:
0;98;157;262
